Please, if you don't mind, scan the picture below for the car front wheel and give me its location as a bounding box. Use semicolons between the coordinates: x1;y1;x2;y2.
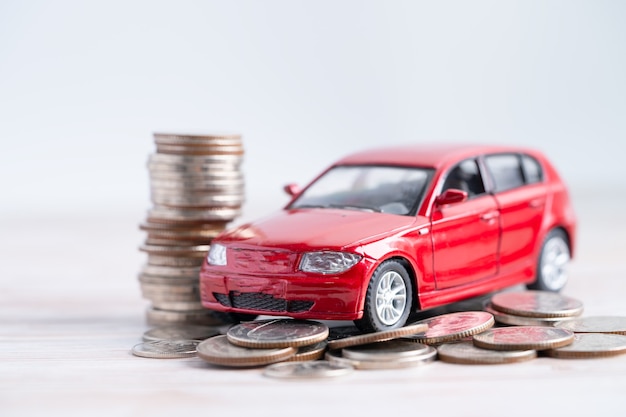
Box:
528;229;571;292
355;260;413;333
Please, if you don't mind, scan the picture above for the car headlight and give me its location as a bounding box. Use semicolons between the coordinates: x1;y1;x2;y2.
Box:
207;243;227;266
299;251;362;274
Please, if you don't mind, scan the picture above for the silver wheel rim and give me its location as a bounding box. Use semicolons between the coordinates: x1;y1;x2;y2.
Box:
375;270;407;326
540;236;570;291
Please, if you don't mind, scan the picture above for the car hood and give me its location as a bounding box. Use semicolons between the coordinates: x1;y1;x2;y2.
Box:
217;208;420;250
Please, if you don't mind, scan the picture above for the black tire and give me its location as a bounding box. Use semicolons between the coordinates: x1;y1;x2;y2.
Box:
527;229;571;292
354;260;413;333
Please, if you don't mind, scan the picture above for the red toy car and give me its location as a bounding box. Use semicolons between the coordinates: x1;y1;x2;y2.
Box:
200;144;576;332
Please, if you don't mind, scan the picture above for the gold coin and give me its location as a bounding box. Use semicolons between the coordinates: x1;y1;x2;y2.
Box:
472;326;574;351
437;341;537;365
327;322;428;350
196;335;296;367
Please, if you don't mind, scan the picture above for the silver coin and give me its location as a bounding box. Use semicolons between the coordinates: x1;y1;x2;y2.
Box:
132;340;199;358
545;333;626;358
263;360;354;379
196;335;296;367
147;206;241;222
405;311;495;345
139;282;199;295
554;316;626;335
148;168;244;177
286;341;328;362
149;153;243;165
150;194;244;208
484;302;571;326
142;325;223;342
138;274;198;286
155;144;244;156
146;307;235;326
146;255;205;267
140;264;201;277
227;319;329;349
140;244;209;255
150;181;245;193
327;322;428;350
473;326;575;351
437;341;537;365
149;300;205;311
325;346;437;370
342;339;431;361
490;291;584;318
144;237;213;246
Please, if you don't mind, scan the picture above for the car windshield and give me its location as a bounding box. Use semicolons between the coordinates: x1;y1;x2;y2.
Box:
289;165;433;215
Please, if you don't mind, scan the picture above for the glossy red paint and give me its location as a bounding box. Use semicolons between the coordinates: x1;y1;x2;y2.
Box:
199;144;576;331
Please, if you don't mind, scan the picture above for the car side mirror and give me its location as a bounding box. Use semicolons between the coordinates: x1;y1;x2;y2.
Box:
283;183;301;197
435;189;468;206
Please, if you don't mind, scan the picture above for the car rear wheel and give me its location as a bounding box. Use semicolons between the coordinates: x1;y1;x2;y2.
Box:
528;229;571;292
355;260;413;333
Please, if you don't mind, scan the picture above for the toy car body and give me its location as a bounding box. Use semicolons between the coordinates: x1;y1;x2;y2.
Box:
199;144;576;332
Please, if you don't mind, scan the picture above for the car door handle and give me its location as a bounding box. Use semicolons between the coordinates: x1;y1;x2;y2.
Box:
480;211;499;222
529;199;545;209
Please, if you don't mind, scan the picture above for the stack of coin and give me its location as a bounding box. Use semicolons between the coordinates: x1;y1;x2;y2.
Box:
138;133;245;326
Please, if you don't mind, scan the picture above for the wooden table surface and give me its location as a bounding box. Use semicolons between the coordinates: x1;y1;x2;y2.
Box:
2;188;626;417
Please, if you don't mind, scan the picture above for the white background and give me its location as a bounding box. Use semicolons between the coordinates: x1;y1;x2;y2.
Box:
1;0;625;220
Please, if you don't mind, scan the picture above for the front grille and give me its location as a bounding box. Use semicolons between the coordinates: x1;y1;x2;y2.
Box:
213;291;313;313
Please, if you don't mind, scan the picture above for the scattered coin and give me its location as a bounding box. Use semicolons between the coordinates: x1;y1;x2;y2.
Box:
490;291;583;318
132;340;199;358
142;325;225;342
404;311;495;345
473;326;575;351
196;335;296;367
437;341;537;365
263;360;354;379
226;319;329;349
545;333;626;358
325;345;437;370
286;341;328;362
554;316;626;335
342;339;431;361
484;302;570;327
327;322;428;350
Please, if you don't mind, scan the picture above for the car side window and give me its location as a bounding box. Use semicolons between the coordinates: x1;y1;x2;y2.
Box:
521;154;543;184
484;154;525;192
441;159;486;198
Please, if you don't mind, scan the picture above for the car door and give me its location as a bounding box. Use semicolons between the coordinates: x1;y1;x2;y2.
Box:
430;158;500;289
483;153;547;275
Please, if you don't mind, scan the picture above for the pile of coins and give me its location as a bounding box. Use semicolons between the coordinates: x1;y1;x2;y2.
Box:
137;133;245;326
131;291;626;378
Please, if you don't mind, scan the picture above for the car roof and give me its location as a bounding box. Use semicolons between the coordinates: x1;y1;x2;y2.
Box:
333;143;542;169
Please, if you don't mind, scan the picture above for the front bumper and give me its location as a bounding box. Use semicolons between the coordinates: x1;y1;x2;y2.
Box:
199;262;372;321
